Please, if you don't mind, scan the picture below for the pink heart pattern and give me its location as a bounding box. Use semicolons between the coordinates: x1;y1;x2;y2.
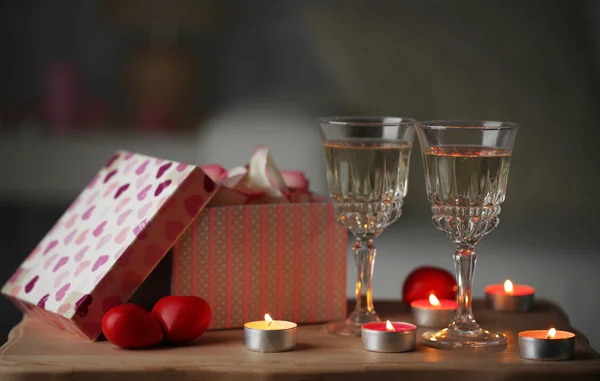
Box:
136;173;150;190
86;191;99;205
115;227;130;244
105;153;120;168
64;213;78;229
123;158;139;175
93;221;107;237
75;260;91;277
55;283;71;301
103;182;118;198
92;255;109;272
75;229;89;245
74;246;89;262
136;160;149;175
155;180;171;196
104;169;118;183
137;202;152;219
96;234;112;250
63;229;77;245
156;162;172;178
37;294;49;308
114;183;130;199
137;185;152;201
57;303;71;315
54;271;70;288
43;240;58;256
44;254;58;270
2;151;215;340
82;206;95;220
133;219;148;238
115;196;131;213
24;276;39;293
53;257;69;273
117;209;132;226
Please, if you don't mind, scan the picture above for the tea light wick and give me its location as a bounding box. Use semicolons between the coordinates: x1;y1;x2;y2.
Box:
386;320;395;332
546;328;556;340
504;279;514;295
265;313;274;327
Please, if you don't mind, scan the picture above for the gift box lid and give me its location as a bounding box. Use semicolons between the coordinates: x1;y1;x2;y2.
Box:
1;151;217;339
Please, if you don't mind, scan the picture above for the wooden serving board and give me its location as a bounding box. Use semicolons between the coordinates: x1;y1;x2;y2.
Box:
1;300;599;381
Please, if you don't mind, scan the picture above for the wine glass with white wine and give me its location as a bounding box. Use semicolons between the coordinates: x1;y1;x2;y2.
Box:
415;120;518;348
319;116;416;336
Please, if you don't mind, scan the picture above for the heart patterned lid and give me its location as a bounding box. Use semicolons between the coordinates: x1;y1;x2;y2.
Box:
1;151;217;339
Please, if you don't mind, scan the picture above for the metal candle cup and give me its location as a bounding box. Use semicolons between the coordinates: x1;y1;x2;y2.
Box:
519;329;575;360
361;321;417;353
485;280;535;312
244;318;297;353
410;295;457;328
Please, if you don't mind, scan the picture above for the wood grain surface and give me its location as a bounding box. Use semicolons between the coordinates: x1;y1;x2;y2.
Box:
1;300;599;381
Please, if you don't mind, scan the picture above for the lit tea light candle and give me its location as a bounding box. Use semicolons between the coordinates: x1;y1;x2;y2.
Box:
485;279;535;312
244;313;297;353
410;294;457;327
361;320;417;353
519;327;575;360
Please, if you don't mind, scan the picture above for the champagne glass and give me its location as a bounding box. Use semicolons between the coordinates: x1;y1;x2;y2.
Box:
319;116;416;336
415;120;518;348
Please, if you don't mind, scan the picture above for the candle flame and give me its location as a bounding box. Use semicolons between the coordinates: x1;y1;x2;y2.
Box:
386;320;395;332
504;279;514;294
429;293;440;307
265;313;273;326
547;328;556;339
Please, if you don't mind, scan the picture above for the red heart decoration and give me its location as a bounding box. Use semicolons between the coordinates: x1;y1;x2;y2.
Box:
151;296;212;343
102;304;163;349
402;266;457;303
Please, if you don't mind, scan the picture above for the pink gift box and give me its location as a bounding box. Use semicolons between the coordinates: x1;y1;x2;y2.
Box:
2;150;348;340
173;203;348;329
1;151;217;340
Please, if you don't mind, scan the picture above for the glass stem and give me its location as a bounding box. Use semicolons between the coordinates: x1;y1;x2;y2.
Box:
450;245;480;333
350;238;377;321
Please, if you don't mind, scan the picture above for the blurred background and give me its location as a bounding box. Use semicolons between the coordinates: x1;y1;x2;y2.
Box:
1;0;599;349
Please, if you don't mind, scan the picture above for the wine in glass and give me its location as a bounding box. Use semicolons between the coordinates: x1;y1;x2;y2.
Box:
415;120;518;348
319;116;416;336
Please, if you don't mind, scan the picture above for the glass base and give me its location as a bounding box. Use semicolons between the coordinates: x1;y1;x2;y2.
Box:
422;327;507;348
325;313;380;336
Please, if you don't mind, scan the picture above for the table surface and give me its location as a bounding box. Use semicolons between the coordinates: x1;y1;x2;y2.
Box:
1;300;599;381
